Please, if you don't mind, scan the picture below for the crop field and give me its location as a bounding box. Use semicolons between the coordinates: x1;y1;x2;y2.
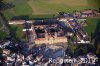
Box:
2;0;100;20
28;0;99;14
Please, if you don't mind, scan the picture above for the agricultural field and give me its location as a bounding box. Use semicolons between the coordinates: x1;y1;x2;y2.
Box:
28;0;99;14
2;0;100;20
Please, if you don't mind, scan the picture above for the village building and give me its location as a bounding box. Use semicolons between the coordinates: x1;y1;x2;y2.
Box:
8;20;25;25
58;17;90;44
30;19;68;44
3;49;10;56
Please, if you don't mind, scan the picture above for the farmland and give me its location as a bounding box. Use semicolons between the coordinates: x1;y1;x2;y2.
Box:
2;0;100;20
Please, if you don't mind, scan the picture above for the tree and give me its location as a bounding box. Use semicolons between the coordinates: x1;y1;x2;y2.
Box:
0;0;14;10
0;30;8;40
0;0;3;2
0;48;3;54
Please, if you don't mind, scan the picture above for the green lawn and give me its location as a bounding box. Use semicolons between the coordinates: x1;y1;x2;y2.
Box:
9;24;28;41
10;25;28;42
3;0;33;20
2;0;100;20
84;18;100;37
16;25;24;39
10;24;24;39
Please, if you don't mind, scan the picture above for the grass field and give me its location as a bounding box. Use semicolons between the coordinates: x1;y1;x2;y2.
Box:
10;24;24;39
2;0;100;20
9;24;28;41
84;18;100;37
